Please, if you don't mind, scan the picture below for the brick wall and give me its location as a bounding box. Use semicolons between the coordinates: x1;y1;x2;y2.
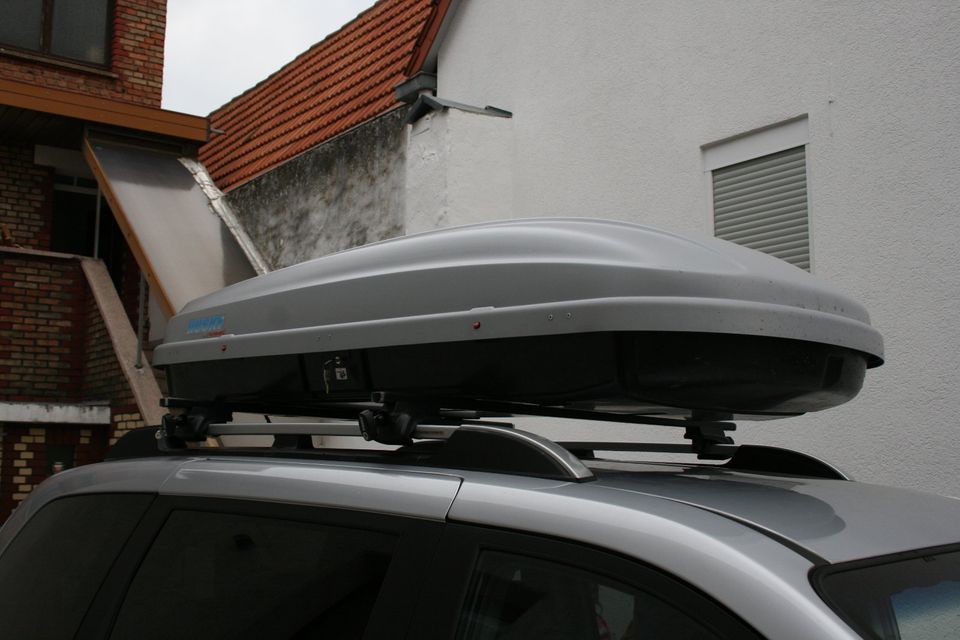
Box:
0;249;147;516
0;424;109;518
0;144;53;250
82;286;125;402
0;426;47;515
111;408;144;447
0;251;86;402
0;0;166;107
0;142;145;325
81;282;146;447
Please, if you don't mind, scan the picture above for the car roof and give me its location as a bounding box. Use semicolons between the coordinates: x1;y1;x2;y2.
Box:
584;461;960;563
14;453;959;568
7;454;877;640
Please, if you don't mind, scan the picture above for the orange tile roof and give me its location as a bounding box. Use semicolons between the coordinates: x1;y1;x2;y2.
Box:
200;0;436;192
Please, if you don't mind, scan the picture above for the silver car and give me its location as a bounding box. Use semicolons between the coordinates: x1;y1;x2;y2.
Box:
0;419;957;640
3;219;954;638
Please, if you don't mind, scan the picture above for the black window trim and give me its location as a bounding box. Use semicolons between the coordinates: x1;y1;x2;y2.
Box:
74;495;445;640
0;0;114;71
0;492;157;640
810;541;960;640
406;522;766;640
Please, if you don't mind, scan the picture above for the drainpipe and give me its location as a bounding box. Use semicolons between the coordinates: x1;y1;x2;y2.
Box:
135;272;147;369
394;72;437;104
93;188;102;258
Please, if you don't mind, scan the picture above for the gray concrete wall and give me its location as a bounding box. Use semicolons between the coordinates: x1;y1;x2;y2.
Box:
226;108;408;269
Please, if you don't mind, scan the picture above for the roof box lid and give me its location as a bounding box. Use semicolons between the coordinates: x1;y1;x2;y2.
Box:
155;218;883;364
153;219;882;418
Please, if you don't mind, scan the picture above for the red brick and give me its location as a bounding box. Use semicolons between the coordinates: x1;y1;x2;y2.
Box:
0;0;165;107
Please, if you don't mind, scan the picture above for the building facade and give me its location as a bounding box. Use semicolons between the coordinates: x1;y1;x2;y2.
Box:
200;0;959;497
202;0;444;269
403;0;960;496
0;0;255;519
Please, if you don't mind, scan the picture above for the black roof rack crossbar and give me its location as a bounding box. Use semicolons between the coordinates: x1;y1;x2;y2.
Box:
560;442;848;480
115;393;845;481
150;392;736;464
561;441;738;458
159;396;737;431
117;410;594;482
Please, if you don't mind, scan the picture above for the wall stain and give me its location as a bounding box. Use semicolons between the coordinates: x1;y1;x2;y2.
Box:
226;108;408;269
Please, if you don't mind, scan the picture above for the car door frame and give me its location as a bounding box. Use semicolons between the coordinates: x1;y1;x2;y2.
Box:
405;522;766;640
75;494;446;640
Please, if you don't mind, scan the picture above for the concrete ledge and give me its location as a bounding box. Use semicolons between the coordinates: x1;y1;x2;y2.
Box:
81;258;166;426
0;245;84;261
0;401;111;425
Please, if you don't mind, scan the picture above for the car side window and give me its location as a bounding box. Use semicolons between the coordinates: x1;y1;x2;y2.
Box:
456;551;731;640
109;509;397;640
0;494;154;640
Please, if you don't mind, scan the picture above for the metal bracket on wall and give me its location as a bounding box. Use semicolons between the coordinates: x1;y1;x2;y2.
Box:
404;94;512;125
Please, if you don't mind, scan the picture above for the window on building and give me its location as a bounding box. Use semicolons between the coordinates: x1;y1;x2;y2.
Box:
0;0;110;66
51;174;127;289
704;117;811;271
46;444;75;474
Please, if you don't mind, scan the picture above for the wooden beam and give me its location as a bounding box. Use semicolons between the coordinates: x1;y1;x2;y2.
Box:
0;77;208;142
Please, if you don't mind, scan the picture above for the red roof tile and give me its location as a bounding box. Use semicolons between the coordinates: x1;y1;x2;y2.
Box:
200;0;436;192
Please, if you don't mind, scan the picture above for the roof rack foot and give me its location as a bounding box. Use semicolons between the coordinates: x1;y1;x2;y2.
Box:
359;398;436;445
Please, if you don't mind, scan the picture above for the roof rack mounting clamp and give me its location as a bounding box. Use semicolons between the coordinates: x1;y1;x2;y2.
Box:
359;396;437;445
158;404;232;450
685;412;736;460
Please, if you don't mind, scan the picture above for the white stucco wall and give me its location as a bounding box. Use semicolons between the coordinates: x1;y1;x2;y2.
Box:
406;1;960;496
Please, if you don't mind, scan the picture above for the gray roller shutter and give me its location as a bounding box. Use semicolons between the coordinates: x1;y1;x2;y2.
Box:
713;146;810;270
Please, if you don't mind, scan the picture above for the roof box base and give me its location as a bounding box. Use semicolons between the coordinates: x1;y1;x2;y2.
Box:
165;331;868;418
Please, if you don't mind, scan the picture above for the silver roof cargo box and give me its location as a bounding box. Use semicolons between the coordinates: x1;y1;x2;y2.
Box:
153;218;883;419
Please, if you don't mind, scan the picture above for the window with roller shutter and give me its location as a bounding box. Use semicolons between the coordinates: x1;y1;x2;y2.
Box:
712;146;810;271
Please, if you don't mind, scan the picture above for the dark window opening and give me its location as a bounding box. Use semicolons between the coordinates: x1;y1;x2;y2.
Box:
0;494;153;640
816;547;960;640
457;552;726;640
110;510;397;639
50;180;130;296
46;444;75;475
0;0;111;66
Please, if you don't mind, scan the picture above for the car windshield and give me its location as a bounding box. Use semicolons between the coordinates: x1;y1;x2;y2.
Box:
817;547;960;639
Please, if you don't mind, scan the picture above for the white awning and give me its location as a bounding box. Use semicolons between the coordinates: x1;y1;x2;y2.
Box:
83;132;257;315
